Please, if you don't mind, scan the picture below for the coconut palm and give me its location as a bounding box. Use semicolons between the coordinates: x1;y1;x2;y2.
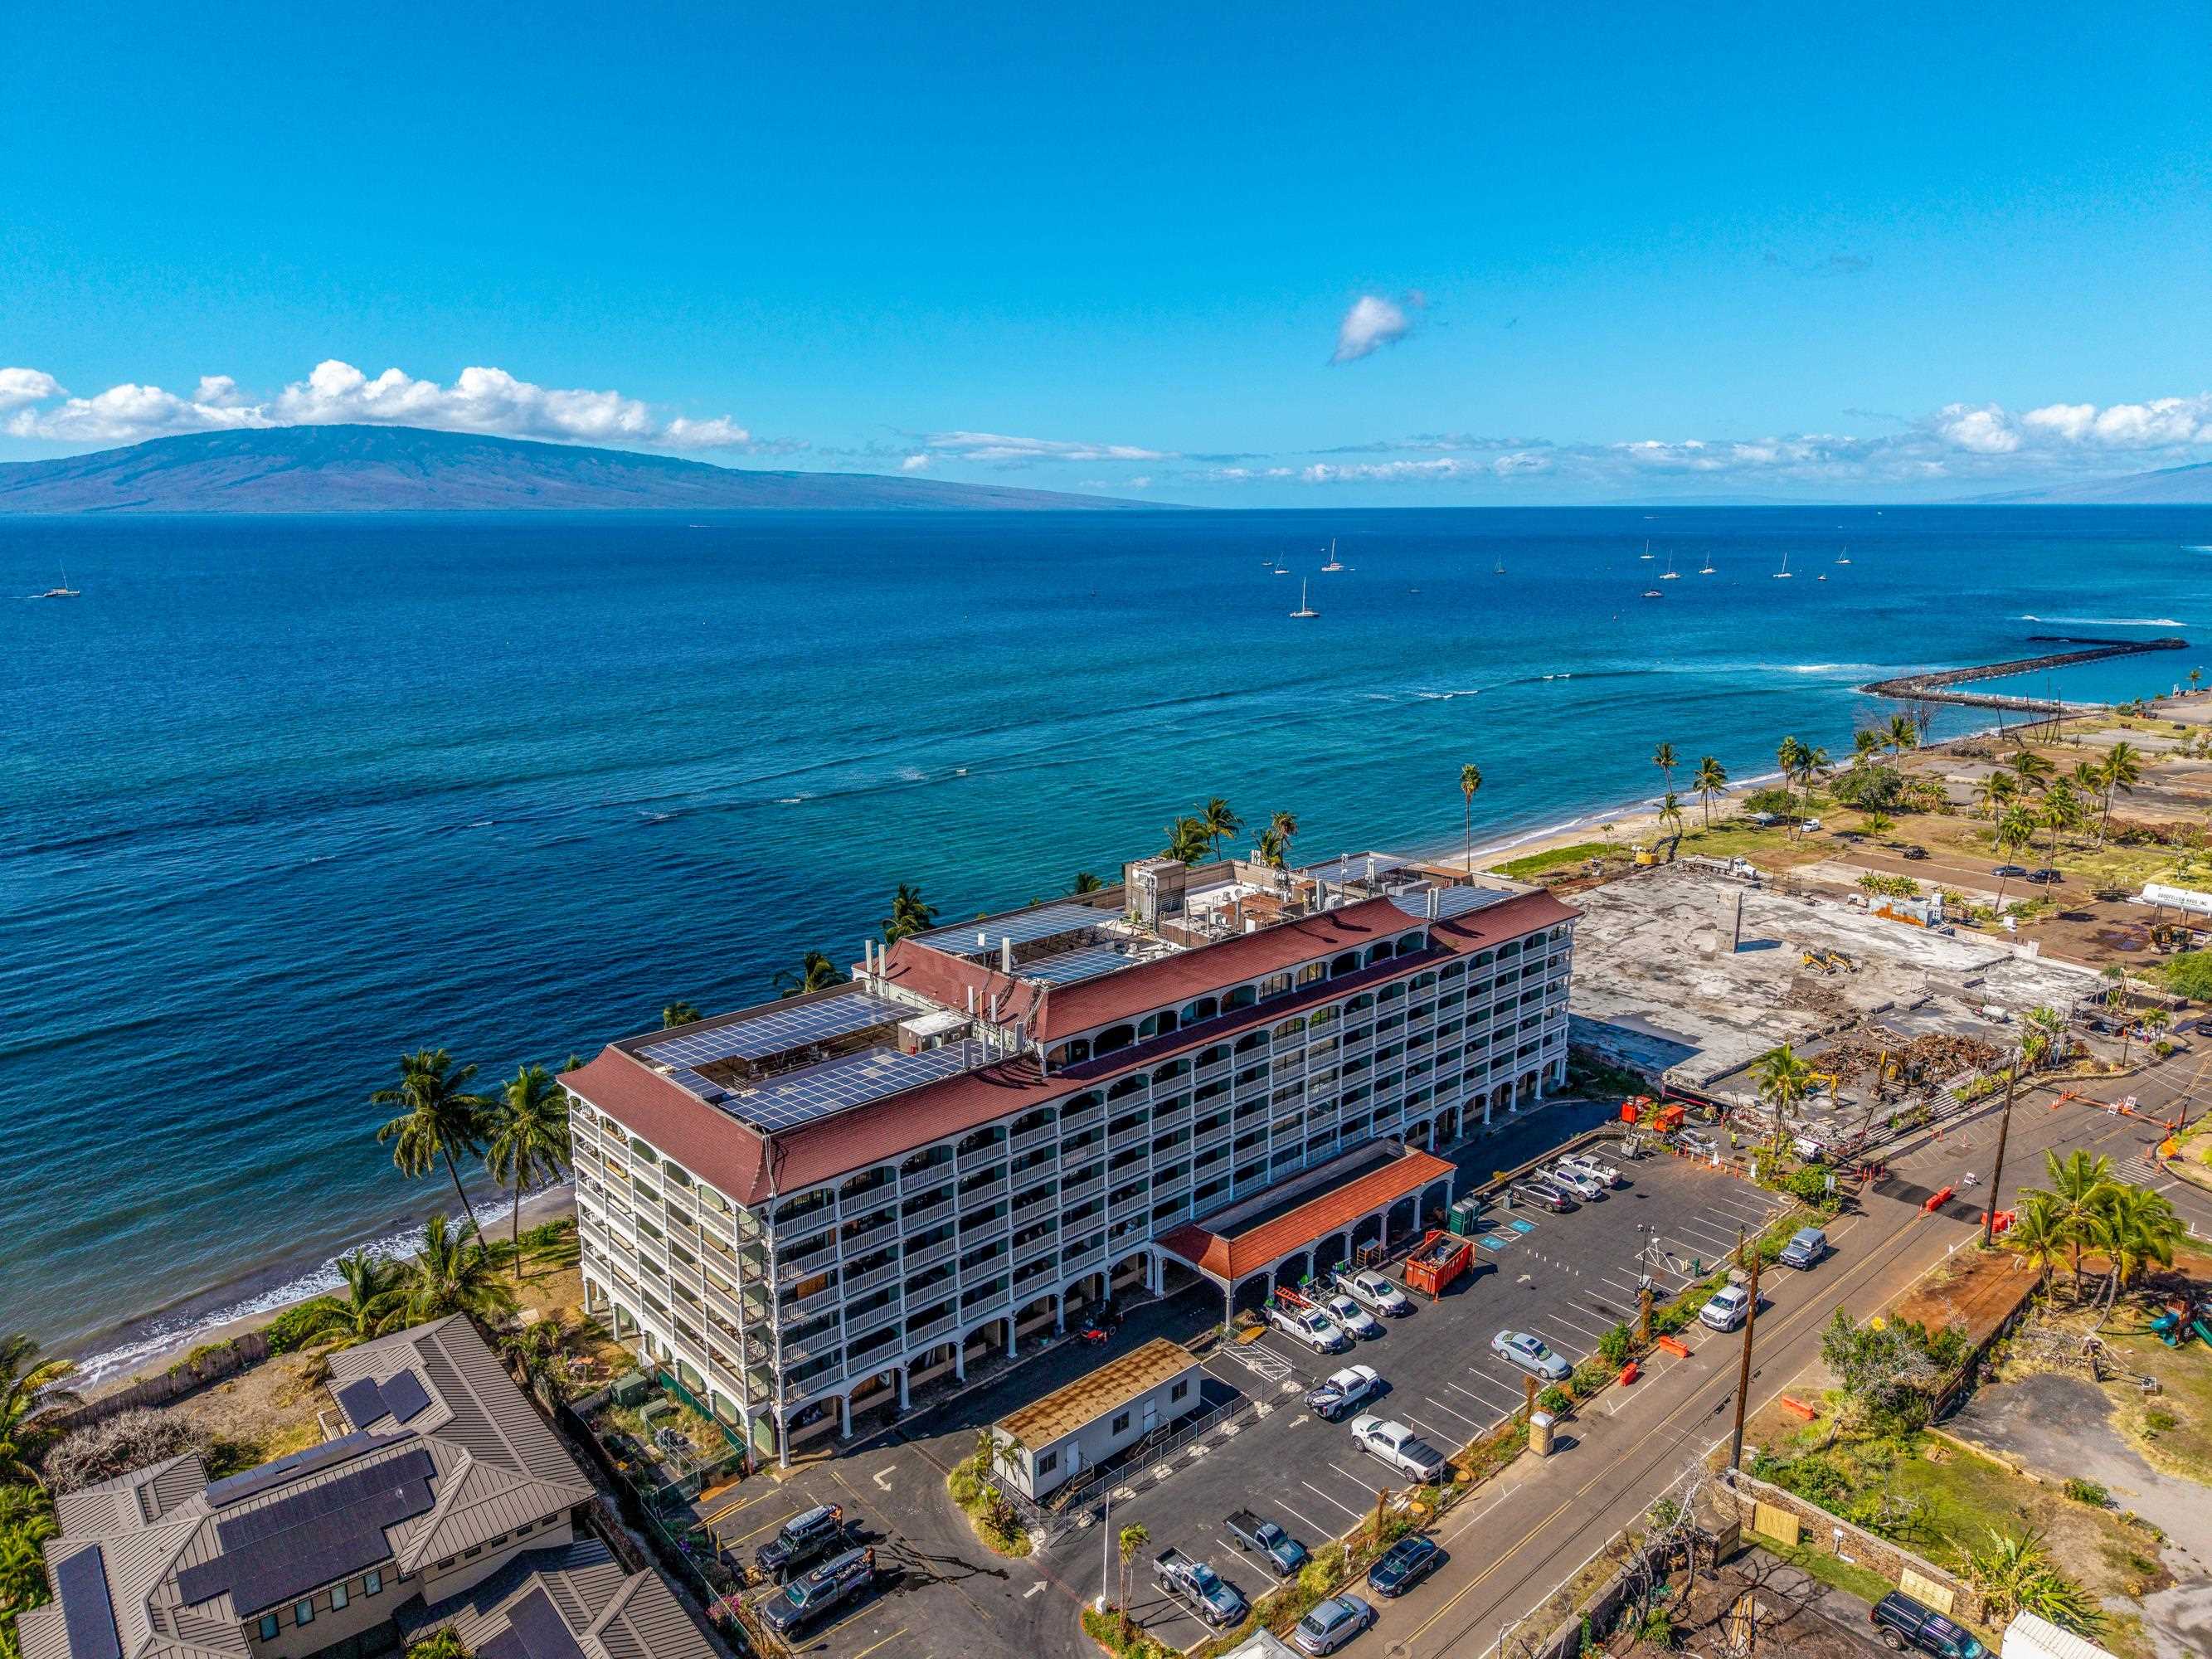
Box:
287;1251;406;1350
1070;871;1105;894
2094;741;2145;848
0;1484;59;1608
1775;736;1809;836
1255;825;1288;869
2008;747;2056;793
1852;727;1883;766
2091;1185;2185;1319
1459;763;1484;872
1691;756;1728;828
2029;1149;2117;1296
500;1313;571;1401
2036;779;2083;863
1116;1521;1150;1629
1267;809;1300;867
486;1063;573;1279
774;950;843;995
1160;815;1213;865
394;1214;518;1327
1752;1044;1817;1122
1656;791;1685;835
1197;797;1242;859
0;1334;78;1487
660;1000;701;1029
1991;806;2037;911
2001;1193;2069;1281
1651;742;1676;791
1972;768;2020;820
1885;713;1918;761
373;1049;491;1248
881;882;940;943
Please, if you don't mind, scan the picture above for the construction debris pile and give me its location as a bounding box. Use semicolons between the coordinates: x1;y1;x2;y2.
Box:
1817;1032;2004;1100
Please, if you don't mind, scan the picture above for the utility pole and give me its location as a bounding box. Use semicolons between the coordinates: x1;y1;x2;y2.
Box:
1981;1053;2022;1248
1728;1249;1763;1472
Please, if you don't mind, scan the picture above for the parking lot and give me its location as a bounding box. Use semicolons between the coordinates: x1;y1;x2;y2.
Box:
701;1105;1791;1659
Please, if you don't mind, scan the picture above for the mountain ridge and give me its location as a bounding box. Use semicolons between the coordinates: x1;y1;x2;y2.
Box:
0;426;1167;513
1970;460;2212;505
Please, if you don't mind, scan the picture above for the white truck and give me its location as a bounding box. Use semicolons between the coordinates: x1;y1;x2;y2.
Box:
1267;1287;1351;1354
1334;1267;1414;1318
1348;1415;1446;1482
2001;1610;2119;1659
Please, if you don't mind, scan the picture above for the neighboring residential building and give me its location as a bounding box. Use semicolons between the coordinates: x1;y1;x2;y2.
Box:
15;1316;641;1659
395;1535;716;1659
991;1338;1203;1501
562;854;1576;1465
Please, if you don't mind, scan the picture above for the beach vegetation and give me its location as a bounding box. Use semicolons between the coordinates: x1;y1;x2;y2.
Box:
1651;742;1675;791
772;950;842;995
1493;841;1612;880
487;1064;573;1278
40;1410;212;1496
1197;796;1242;859
1159;815;1212;865
0;1337;77;1491
1690;755;1728;825
391;1214;518;1327
373;1048;493;1249
1459;761;1482;872
880;881;939;942
281;1250;406;1350
1738;785;1796;818
659;1000;700;1029
1070;869;1105;893
1267;808;1299;866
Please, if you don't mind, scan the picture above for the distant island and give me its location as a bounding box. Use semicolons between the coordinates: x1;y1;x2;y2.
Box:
0;425;1167;513
1972;459;2212;505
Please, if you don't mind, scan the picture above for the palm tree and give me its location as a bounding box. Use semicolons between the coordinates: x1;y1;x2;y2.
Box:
1885;713;1918;761
2030;1149;2117;1296
2090;1185;2185;1319
1992;806;2037;910
660;1000;701;1029
2001;1193;2068;1281
881;882;939;943
2101;965;2137;1065
1116;1521;1150;1631
1752;1044;1817;1122
2094;741;2144;848
486;1063;573;1279
1691;756;1728;828
287;1251;406;1350
0;1484;59;1608
1268;809;1300;868
0;1333;78;1487
774;950;843;995
1197;797;1242;859
374;1049;490;1248
1160;815;1213;865
1460;763;1484;872
2008;747;2056;793
1656;790;1685;835
1651;742;1676;792
1973;768;2020;820
2036;780;2083;864
1852;727;1883;766
1070;871;1106;894
500;1313;570;1401
1255;825;1288;868
394;1214;518;1327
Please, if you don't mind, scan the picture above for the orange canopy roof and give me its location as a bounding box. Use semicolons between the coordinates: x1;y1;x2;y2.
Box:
1158;1149;1456;1283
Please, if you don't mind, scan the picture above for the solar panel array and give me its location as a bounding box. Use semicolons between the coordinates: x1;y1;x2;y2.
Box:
725;1040;982;1133
379;1367;433;1423
1021;943;1139;985
333;1378;386;1429
914;902;1107;957
205;1429;405;1508
56;1546;122;1659
182;1447;437;1615
640;992;907;1069
333;1368;435;1429
478;1588;589;1659
1392;884;1514;922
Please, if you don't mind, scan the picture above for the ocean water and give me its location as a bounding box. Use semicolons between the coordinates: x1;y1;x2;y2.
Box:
5;505;2209;1377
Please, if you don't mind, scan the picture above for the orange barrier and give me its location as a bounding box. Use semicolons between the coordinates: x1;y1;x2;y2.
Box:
1619;1361;1641;1384
1924;1185;1954;1212
1655;1335;1691;1357
1779;1396;1820;1421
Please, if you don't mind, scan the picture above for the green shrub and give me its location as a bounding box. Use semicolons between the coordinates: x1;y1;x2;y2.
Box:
1537;1386;1572;1416
2163;951;2212;1002
2062;1477;2111;1509
1597;1323;1633;1367
265;1298;343;1355
1570;1360;1612;1398
407;1633;469;1659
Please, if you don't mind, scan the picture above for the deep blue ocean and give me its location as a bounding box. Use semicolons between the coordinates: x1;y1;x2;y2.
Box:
6;506;2209;1375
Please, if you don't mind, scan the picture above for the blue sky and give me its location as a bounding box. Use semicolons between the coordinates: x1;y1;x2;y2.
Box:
4;5;2208;502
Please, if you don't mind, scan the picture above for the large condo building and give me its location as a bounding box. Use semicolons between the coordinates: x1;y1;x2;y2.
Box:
561;854;1576;1465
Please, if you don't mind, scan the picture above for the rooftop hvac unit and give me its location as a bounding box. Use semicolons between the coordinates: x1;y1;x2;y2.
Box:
1125;857;1189;929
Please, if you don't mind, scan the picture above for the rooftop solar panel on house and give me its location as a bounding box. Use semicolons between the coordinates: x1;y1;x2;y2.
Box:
379;1367;433;1423
639;991;906;1068
724;1040;982;1134
1020;943;1138;985
1400;885;1514;921
913;902;1108;956
204;1430;405;1508
477;1588;588;1659
56;1546;122;1659
182;1448;436;1614
333;1377;387;1428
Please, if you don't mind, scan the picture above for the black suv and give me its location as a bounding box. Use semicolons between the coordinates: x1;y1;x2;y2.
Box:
756;1502;845;1580
1869;1592;1987;1657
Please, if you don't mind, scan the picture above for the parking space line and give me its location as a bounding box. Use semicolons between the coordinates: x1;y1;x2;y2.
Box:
1421;1394;1484;1428
1300;1479;1366;1520
1680;1217;1740;1247
1543;1307;1609;1340
1405;1413;1459;1444
1525;1327;1587;1360
1280;1498;1329;1537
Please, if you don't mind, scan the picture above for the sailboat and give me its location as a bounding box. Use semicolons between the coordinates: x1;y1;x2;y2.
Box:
1698;553;1715;575
1290;579;1320;619
1320;538;1345;572
1639;541;1655;560
1492;554;1505;575
1659;552;1680;581
32;565;79;599
1835;547;1852;565
1772;552;1794;580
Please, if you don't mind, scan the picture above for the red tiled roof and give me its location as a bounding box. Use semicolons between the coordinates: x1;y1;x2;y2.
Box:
874;938;1045;1028
1158;1150;1457;1282
1428;889;1579;954
561;1049;775;1205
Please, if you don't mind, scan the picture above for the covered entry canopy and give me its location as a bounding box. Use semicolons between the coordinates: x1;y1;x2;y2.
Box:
1157;1147;1456;1309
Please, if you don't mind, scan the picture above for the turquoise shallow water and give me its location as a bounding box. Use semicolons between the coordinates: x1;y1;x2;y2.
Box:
3;504;2208;1374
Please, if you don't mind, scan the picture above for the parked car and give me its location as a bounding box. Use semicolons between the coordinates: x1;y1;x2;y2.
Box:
1558;1152;1624;1188
758;1547;875;1639
1676;1129;1720;1157
1293;1593;1377;1656
1336;1268;1414;1317
756;1503;845;1580
1154;1548;1247;1627
1365;1535;1442;1598
1902;845;1930;861
1322;1293;1385;1340
1868;1590;1987;1657
1269;1294;1352;1355
1990;864;2029;879
1226;1509;1309;1577
1510;1178;1575;1213
1306;1364;1383;1421
2026;867;2064;885
1348;1416;1446;1481
1491;1331;1571;1381
1699;1285;1753;1332
1778;1226;1830;1270
1546;1163;1606;1200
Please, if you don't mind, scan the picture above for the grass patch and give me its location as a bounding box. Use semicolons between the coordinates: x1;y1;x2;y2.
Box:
1756;1537;1899;1608
2098;1326;2212;1487
1490;840;1614;878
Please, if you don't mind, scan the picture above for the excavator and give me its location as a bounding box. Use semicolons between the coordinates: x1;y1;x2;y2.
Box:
1800;949;1858;975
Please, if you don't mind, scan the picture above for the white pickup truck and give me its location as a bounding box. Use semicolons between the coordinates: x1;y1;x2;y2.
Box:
1268;1290;1351;1354
1348;1415;1446;1482
1334;1268;1414;1318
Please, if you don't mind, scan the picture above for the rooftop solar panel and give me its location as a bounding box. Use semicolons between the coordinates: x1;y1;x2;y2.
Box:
477;1588;588;1659
204;1430;406;1508
1021;943;1141;985
1395;885;1514;921
56;1547;122;1659
333;1378;386;1428
380;1367;433;1423
724;1040;983;1134
914;902;1110;956
639;991;906;1069
182;1447;437;1615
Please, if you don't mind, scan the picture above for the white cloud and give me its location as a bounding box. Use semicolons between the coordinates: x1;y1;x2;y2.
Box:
1330;292;1422;364
1;359;757;451
1933;403;2020;454
899;452;931;472
916;430;1173;467
2020;401;2095;442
